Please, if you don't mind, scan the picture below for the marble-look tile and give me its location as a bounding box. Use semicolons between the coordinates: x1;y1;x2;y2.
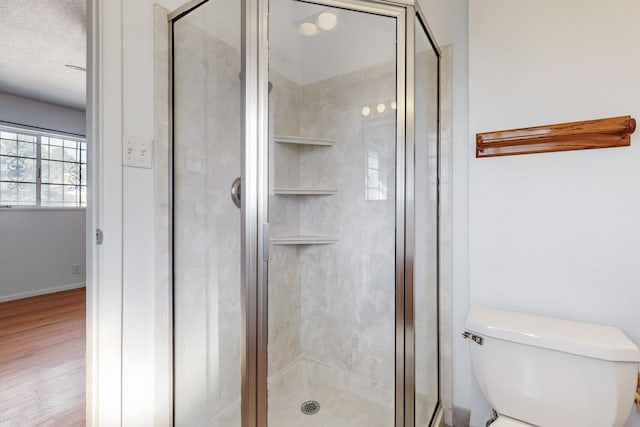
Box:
298;61;397;387
296;357;393;407
171;14;308;424
152;5;172;426
271;72;303;193
268;71;304;374
271;72;301;136
438;45;455;427
414;46;440;414
172;14;242;425
268;245;302;374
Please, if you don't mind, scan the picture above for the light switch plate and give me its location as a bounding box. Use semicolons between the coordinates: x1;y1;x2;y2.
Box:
123;134;153;168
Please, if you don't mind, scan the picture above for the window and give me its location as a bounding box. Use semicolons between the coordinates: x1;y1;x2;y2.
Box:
0;127;86;207
366;146;386;200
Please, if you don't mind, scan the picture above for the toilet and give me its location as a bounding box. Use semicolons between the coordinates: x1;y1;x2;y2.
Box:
464;306;640;427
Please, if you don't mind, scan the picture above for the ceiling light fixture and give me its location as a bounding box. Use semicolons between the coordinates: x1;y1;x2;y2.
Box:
298;22;319;36
361;106;371;117
316;12;338;31
65;64;86;72
377;103;386;113
391;101;397;110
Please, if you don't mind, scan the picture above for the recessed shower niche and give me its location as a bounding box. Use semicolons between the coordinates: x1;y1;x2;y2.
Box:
169;0;441;425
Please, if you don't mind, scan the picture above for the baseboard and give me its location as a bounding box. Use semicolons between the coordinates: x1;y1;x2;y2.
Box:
0;282;85;303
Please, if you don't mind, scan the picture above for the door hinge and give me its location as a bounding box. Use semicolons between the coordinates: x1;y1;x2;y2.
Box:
96;228;104;245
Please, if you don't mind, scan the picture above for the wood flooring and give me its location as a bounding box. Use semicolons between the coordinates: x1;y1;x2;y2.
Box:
0;288;86;426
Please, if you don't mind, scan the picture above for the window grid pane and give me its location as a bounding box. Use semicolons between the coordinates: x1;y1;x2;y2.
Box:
0;156;36;182
0;182;36;206
0;128;86;207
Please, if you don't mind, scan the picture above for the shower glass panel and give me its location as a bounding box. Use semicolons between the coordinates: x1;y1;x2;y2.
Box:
267;1;397;425
172;1;242;425
414;15;440;426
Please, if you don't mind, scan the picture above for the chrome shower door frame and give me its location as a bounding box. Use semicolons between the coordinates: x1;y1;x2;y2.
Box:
245;0;269;425
254;1;410;425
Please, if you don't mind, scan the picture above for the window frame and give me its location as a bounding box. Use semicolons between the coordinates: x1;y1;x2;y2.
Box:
0;123;87;209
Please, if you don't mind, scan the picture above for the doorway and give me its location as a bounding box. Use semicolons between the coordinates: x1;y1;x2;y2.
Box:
0;1;88;424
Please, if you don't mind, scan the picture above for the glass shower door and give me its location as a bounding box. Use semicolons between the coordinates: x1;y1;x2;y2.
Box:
414;13;440;426
267;1;401;425
172;1;243;425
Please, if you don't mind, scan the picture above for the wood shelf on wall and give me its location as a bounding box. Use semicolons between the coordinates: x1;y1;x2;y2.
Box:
476;115;636;158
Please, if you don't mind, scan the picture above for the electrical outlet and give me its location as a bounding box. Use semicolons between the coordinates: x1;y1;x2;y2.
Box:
123;134;153;169
72;264;81;275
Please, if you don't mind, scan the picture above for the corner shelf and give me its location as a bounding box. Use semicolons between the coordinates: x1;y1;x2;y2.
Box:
273;187;337;196
270;235;338;245
476;115;636;158
274;135;336;147
271;134;337;246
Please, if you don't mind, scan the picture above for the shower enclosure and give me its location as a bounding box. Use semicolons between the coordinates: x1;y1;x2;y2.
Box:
170;0;440;425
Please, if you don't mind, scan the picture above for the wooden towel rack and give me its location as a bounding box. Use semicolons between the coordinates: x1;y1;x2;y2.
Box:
476;115;636;158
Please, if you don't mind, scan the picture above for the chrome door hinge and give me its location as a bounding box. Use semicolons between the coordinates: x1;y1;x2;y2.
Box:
96;228;104;245
462;331;484;345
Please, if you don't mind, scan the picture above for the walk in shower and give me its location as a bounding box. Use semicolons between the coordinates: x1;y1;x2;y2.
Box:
170;0;440;425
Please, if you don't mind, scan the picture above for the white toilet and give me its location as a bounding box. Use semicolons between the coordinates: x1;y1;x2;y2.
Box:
464;306;640;427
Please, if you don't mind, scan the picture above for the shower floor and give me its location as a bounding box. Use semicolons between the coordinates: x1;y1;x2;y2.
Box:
210;358;435;426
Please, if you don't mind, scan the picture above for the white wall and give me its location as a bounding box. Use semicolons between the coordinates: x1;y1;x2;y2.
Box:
469;1;640;426
0;93;86;301
120;0;182;425
0;91;85;136
0;209;86;301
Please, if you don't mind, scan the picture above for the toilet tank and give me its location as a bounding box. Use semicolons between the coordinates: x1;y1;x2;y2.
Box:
465;306;640;427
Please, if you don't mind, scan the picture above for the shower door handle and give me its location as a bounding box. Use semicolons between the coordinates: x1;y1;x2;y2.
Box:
231;177;241;209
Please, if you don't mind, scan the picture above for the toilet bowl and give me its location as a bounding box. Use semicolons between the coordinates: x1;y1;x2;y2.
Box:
464;306;640;427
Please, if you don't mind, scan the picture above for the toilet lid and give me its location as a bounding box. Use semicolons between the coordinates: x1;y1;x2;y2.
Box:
491;416;533;427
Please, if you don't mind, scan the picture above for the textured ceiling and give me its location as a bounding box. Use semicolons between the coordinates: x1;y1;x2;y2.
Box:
0;0;86;110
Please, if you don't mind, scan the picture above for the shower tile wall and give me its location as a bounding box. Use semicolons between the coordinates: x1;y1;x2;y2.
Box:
297;62;397;387
439;45;454;425
268;71;304;375
269;51;439;412
266;60;399;413
153;6;172;422
169;12;316;421
172;18;242;423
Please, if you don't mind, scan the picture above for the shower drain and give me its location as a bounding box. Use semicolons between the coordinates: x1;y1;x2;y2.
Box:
300;400;321;415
